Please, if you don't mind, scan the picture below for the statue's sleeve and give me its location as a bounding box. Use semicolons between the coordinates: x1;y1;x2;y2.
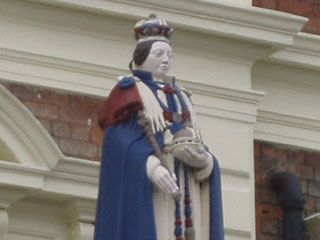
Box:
194;153;214;182
98;77;144;130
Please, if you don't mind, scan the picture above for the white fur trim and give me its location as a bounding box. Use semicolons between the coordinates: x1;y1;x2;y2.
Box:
181;90;201;139
193;153;214;182
136;80;167;133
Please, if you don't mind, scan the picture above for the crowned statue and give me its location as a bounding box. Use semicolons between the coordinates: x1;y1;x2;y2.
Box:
95;14;224;240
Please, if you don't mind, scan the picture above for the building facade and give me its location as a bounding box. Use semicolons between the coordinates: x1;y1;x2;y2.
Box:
0;0;319;239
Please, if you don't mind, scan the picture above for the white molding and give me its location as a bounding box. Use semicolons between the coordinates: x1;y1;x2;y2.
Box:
27;0;307;46
0;47;266;98
44;172;98;199
268;32;320;71
221;167;250;179
0;84;63;169
0;48;121;98
225;228;252;238
253;62;320;95
253;59;320;151
0;0;308;97
7;226;57;240
53;157;99;179
255;110;320;151
0;159;100;199
257;110;320;131
0;48;265;125
182;80;264;124
0;161;46;190
0;60;99;240
197;0;252;7
0;84;100;200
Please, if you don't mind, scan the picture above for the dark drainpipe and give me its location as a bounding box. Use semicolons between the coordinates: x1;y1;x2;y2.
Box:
270;171;305;240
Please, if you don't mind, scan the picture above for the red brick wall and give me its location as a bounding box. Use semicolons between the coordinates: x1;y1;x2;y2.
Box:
1;81;105;162
253;0;320;35
255;141;320;239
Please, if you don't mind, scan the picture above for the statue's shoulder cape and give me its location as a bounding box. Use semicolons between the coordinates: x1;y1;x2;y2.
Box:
98;77;143;130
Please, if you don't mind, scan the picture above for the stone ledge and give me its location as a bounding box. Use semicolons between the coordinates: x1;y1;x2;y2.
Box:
27;0;307;46
268;32;320;71
255;110;320;151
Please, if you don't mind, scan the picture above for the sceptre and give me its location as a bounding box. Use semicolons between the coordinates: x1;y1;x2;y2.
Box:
138;111;182;202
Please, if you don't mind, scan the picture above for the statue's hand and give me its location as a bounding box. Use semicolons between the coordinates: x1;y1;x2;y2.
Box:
146;155;178;195
151;165;179;195
174;145;211;168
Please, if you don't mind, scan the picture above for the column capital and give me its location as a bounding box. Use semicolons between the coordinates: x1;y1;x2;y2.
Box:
65;199;96;240
0;188;27;209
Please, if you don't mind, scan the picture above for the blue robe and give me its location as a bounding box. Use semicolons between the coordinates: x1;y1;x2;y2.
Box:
94;70;224;240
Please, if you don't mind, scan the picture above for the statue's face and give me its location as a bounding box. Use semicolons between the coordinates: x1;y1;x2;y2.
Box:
139;41;173;79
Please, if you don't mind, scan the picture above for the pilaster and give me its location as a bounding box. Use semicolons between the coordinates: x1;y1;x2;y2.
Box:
66;199;96;240
253;32;320;151
0;188;26;239
182;80;263;239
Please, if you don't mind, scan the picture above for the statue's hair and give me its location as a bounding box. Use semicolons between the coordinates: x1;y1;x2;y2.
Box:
129;41;154;71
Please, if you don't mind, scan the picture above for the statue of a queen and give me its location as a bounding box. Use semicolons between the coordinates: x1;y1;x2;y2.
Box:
95;14;224;240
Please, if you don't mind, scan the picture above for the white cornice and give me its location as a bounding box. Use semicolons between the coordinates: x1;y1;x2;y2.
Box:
221;167;250;178
182;80;264;124
0;161;46;190
268;32;320;71
0;84;63;169
225;228;251;239
26;0;307;46
0;157;99;200
259;110;320;131
0;47;264;124
53;157;99;179
0;48;121;98
182;80;264;104
255;110;320;151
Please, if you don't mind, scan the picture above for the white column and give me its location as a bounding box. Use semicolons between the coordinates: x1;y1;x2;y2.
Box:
0;188;26;239
171;33;270;238
184;82;263;239
66;199;96;240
